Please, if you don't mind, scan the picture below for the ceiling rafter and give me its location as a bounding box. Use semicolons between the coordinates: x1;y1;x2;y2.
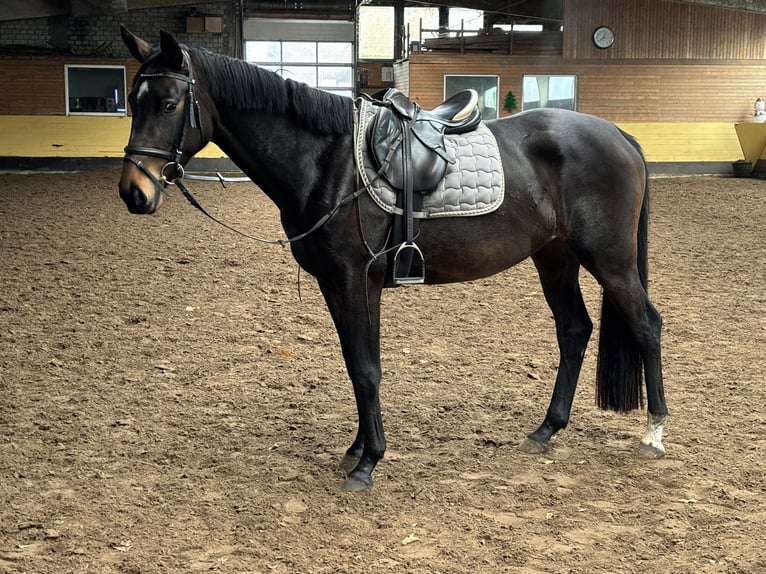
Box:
1;0;764;24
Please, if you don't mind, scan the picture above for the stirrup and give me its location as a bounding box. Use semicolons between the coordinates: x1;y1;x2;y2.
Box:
392;241;425;285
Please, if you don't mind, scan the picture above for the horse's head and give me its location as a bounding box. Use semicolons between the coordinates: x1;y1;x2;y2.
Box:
118;26;213;214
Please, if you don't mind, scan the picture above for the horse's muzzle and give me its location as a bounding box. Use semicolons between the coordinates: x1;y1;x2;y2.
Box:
119;182;160;214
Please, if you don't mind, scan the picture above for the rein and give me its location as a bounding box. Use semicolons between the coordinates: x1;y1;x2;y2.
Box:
174;176;367;247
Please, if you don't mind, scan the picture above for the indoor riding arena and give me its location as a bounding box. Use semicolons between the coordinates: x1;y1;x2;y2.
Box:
1;1;765;573
2;170;765;573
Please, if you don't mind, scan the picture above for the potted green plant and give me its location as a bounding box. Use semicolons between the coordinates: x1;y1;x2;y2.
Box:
503;90;518;114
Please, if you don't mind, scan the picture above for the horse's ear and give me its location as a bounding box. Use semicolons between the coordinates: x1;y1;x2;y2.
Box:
159;29;184;70
120;25;153;63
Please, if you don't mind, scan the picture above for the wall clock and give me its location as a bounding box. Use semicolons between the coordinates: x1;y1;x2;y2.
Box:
593;26;615;49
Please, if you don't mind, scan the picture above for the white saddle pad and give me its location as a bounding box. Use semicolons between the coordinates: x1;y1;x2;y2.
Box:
355;97;505;219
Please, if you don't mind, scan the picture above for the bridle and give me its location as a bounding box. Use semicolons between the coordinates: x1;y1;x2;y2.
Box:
120;49;370;248
123;49;203;190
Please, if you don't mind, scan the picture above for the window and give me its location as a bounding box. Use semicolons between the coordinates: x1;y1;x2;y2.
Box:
445;75;499;120
358;6;395;60
243;18;354;97
65;65;127;115
404;6;439;49
522;75;577;111
448;8;483;36
245;40;353;98
358;6;483;58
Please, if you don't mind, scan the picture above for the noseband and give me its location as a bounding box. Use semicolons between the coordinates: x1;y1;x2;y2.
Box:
123;50;203;189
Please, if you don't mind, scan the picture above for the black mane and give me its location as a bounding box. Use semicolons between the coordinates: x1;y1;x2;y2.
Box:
189;47;354;136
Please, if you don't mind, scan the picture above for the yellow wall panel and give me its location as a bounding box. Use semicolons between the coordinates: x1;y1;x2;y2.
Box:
616;122;744;161
0;116;226;159
0;116;749;164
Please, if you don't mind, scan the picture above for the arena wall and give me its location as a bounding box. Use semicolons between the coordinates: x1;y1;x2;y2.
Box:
0;0;764;175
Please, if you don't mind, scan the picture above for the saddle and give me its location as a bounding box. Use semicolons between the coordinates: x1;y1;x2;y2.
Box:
368;88;481;192
366;88;482;284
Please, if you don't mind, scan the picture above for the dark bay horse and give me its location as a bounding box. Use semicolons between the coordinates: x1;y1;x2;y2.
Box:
117;27;668;492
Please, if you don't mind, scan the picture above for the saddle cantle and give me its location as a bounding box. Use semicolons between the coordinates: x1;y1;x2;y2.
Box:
367;88;481;192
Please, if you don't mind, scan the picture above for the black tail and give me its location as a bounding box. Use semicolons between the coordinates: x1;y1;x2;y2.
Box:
596;131;647;413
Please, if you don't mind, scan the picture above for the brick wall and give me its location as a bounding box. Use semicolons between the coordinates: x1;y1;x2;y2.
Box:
0;17;49;49
0;3;236;57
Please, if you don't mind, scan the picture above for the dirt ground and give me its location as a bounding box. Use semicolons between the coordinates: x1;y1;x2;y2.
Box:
0;170;764;573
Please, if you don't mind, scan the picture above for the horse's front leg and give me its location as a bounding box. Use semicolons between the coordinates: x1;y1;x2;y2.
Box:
317;277;385;492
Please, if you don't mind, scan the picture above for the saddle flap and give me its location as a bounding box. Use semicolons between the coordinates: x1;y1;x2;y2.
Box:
367;105;449;192
411;120;452;162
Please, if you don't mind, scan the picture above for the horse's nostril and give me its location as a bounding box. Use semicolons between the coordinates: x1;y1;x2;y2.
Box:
120;183;155;214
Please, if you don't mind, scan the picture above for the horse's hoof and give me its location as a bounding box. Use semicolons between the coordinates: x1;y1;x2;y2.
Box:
341;475;372;492
637;441;666;459
519;437;549;454
339;454;360;474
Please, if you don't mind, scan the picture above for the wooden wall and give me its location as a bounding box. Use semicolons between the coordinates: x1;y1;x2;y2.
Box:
356;63;395;96
564;0;766;60
400;0;766;126
401;51;764;165
0;57;140;115
405;52;765;123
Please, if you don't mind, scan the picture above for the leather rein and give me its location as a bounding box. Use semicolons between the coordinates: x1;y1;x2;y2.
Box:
122;51;366;247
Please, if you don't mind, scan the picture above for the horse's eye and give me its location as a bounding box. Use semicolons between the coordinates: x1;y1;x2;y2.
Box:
163;102;178;114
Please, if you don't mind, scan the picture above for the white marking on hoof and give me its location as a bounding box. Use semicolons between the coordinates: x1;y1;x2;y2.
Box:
639;413;668;457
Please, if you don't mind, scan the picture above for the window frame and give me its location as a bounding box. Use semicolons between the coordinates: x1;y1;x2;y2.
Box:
245;39;354;98
444;74;500;121
65;64;127;117
521;74;578;112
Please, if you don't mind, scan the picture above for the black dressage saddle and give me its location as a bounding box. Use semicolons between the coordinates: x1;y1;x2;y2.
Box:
365;88;482;284
367;88;481;192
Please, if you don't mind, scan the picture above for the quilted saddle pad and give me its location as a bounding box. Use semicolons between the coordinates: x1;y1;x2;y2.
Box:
355;97;505;219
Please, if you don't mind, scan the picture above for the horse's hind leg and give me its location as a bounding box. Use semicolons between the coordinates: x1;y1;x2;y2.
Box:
601;275;668;457
521;241;593;453
638;303;668;458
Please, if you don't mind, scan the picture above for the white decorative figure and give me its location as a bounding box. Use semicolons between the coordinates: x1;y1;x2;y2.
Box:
754;97;766;122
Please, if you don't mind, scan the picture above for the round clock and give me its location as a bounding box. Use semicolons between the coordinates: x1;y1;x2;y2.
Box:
593;26;614;49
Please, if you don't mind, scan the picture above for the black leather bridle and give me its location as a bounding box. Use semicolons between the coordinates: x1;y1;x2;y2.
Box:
120;50;369;248
123;50;203;190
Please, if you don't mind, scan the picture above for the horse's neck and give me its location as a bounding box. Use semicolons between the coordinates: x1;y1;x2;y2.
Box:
211;108;334;213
